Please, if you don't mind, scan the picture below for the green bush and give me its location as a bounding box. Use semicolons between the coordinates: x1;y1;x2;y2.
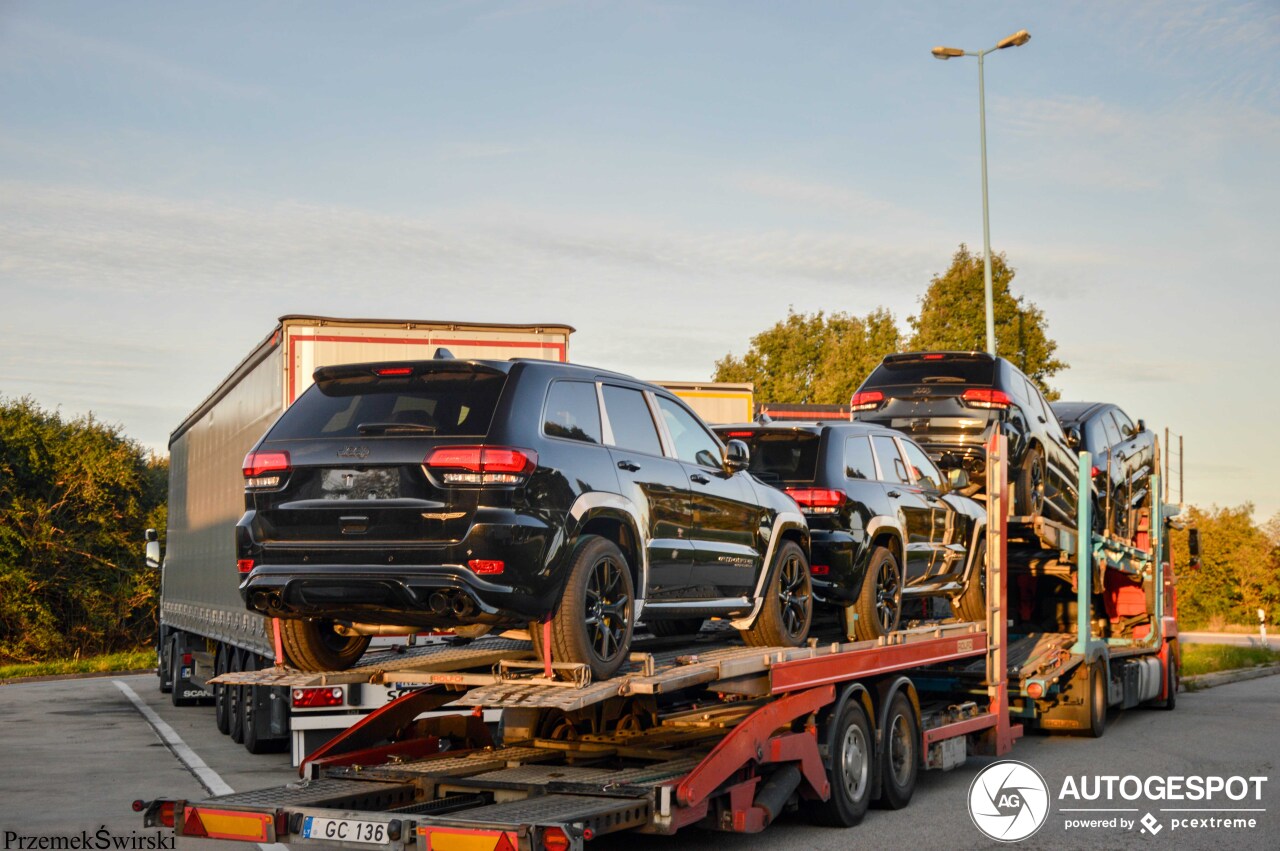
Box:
0;396;167;663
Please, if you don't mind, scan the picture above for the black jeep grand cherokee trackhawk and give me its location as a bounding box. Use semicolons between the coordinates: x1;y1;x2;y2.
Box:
236;358;810;678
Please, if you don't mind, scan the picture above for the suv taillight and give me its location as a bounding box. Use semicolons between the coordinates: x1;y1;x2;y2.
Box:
785;487;847;514
424;445;538;485
849;390;884;412
242;450;290;488
961;388;1011;409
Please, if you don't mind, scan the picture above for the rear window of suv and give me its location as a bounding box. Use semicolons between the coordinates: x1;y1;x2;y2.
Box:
269;371;507;440
731;431;821;484
862;357;995;388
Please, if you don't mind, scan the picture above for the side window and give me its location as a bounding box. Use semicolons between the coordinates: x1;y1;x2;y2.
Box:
601;385;663;456
900;439;943;491
543;381;602;444
1112;409;1136;438
1101;412;1123;448
1085;416;1108;452
655;395;722;468
871;435;910;484
844;435;876;480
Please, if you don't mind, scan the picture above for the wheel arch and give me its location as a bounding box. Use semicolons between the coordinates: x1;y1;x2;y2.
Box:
568;493;648;618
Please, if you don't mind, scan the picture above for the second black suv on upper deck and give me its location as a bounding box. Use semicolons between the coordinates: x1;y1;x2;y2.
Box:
1051;401;1156;539
236;357;811;678
714;422;988;637
851;352;1080;530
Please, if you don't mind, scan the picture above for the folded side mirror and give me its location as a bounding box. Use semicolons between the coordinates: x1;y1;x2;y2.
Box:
1066;425;1082;450
947;467;970;491
723;439;750;474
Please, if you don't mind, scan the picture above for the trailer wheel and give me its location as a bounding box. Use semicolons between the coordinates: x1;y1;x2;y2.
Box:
1015;445;1045;519
1083;660;1107;738
853;546;901;640
741;540;812;648
168;635;200;708
158;629;172;694
803;698;872;826
228;648;246;744
243;654;283;754
279;619;371;672
547;535;635;680
878;692;919;809
950;538;987;624
214;643;231;735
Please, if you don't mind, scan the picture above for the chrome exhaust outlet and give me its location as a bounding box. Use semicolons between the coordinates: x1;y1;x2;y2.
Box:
429;591;450;615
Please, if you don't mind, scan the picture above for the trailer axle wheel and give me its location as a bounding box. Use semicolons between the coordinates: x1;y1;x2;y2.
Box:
803;698;872;826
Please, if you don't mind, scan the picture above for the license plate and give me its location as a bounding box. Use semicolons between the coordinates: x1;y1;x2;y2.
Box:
302;816;389;845
321;468;399;500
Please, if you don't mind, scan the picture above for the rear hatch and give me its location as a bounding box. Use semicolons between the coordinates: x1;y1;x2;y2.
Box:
851;353;998;450
246;362;519;552
716;427;842;529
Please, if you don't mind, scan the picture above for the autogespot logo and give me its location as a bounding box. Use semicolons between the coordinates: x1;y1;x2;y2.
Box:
968;760;1052;842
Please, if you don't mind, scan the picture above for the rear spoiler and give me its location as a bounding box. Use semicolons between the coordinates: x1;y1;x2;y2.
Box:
313;359;509;385
881;351;993;364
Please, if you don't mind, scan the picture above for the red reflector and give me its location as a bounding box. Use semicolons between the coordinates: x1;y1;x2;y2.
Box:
1027;682;1044;699
785;488;846;509
182;807;207;839
541;826;571;851
242;450;290;477
425;446;538;474
236;558;254;574
132;800;145;813
810;564;830;575
292;686;345;708
375;366;413;376
961;388;1012;409
158;801;175;829
468;559;505;575
849;390;884;411
182;653;193;666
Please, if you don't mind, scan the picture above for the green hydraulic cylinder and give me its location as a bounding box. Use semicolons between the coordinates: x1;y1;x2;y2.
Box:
1073;450;1092;656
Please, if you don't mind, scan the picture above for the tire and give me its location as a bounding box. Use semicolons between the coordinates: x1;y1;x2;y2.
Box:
1149;642;1178;711
853;547;901;641
546;536;635;680
802;696;873;826
1015;445;1046;518
950;538;987;624
214;643;231;735
1083;660;1107;738
647;618;704;638
741;540;813;648
878;692;919;809
157;630;172;694
280;619;371;672
228;648;246;744
242;654;282;754
168;635;199;708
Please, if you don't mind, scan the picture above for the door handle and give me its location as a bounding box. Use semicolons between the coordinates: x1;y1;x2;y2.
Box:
690;473;711;485
887;490;901;498
617;460;641;472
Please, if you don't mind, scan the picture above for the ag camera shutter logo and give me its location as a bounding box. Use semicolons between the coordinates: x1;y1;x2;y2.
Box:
968;760;1051;842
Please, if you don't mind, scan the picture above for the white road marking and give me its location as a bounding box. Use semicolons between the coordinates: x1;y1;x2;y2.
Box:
113;679;288;851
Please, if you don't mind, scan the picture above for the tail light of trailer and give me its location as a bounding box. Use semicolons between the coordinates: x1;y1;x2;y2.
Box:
961;388;1011;410
292;687;345;708
785;488;847;515
849;390;884;412
540;827;571;851
242;450;291;489
182;653;193;666
425;446;538;486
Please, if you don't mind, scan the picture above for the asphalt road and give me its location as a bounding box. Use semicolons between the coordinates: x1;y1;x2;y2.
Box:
1;671;1276;850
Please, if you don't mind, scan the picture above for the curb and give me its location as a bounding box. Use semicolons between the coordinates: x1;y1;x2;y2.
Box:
1182;662;1280;691
0;667;156;686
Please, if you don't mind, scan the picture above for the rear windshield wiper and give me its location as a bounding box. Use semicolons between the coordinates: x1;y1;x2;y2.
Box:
920;376;966;383
357;422;438;435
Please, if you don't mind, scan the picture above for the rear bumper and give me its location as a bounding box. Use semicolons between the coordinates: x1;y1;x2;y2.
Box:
239;563;549;626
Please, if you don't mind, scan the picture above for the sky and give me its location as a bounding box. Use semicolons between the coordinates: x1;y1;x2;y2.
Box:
1;1;1277;519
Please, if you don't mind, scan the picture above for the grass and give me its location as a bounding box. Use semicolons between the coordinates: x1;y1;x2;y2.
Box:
0;648;155;681
1180;643;1280;678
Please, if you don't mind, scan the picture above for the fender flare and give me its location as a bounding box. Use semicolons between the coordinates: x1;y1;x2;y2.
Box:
567;492;649;619
729;511;808;630
865;516;906;558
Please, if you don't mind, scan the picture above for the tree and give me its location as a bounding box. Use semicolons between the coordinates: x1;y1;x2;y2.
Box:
1167;504;1280;629
909;244;1067;398
0;396;168;662
713;308;901;404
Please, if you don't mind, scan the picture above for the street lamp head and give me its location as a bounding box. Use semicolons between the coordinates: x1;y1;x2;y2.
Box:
932;46;965;60
996;30;1031;49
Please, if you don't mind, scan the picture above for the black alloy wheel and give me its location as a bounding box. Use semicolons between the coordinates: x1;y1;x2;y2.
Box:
585;554;631;663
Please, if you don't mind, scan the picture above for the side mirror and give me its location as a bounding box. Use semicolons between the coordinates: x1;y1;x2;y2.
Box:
723;439;750;474
1065;425;1082;450
1136;418;1146;434
1187;527;1201;570
145;539;161;570
947;467;970;491
145;528;158;543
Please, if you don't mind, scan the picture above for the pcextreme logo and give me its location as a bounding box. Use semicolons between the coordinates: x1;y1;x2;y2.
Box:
968;760;1052;842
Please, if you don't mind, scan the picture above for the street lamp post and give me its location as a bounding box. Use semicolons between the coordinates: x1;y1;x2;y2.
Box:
932;30;1031;357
